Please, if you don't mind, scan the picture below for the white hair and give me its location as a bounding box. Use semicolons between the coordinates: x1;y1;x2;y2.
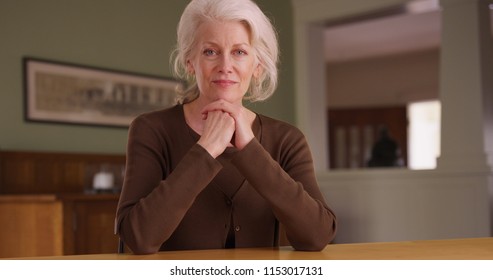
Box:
171;0;279;104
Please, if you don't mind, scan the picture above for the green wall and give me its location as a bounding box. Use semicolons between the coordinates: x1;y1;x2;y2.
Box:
0;0;294;154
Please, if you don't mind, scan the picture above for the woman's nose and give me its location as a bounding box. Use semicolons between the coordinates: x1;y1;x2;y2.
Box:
218;54;233;73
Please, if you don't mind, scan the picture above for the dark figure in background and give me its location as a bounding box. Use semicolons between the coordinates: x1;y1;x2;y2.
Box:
367;126;403;167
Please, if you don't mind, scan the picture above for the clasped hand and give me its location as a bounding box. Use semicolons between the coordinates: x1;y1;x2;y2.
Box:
197;99;255;158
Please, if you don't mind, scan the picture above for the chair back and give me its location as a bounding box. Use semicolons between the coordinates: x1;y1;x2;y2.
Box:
118;238;125;253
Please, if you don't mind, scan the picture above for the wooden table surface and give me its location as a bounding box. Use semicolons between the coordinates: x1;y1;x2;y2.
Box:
6;237;493;260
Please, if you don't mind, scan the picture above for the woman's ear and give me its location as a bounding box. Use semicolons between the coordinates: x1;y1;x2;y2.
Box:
253;63;263;79
186;60;195;75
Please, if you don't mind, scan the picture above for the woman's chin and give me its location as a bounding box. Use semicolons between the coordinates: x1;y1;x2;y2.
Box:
211;95;243;104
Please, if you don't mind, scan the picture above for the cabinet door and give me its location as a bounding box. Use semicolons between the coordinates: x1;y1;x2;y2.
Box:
73;200;119;254
0;199;63;258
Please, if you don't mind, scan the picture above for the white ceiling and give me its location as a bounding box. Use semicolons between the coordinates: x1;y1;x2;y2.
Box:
324;0;493;63
324;9;442;63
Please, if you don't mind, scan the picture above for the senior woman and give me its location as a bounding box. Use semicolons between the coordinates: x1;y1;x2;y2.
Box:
115;0;337;254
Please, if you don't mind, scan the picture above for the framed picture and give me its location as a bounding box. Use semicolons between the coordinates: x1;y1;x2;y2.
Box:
23;57;183;128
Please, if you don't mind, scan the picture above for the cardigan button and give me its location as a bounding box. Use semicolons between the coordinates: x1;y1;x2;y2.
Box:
226;199;232;206
234;225;241;232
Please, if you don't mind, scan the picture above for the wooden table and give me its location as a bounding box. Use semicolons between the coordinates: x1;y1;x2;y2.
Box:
6;237;493;260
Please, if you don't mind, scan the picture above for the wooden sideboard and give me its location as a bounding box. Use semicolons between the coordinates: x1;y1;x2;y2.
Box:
0;150;126;258
0;193;120;258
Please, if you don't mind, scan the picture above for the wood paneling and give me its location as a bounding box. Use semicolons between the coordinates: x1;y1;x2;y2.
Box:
0;150;125;194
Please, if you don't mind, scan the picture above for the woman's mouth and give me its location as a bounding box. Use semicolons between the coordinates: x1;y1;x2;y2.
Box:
213;80;237;87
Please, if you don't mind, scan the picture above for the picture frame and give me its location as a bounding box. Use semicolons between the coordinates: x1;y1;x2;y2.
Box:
23;57;183;128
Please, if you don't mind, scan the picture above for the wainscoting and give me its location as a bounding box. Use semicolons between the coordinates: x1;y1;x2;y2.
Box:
318;168;492;244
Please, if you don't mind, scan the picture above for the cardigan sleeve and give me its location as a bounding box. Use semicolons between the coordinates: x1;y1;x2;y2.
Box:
115;115;222;254
231;134;337;251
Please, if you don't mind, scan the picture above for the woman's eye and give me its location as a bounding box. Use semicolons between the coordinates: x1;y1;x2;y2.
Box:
234;49;247;56
203;49;216;56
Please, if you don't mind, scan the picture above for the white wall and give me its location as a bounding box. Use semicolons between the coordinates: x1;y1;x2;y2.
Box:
326;48;440;108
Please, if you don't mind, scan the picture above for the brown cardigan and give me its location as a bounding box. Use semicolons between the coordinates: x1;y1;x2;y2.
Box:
115;105;336;254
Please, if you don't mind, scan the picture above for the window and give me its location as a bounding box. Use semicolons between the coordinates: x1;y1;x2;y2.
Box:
407;100;441;169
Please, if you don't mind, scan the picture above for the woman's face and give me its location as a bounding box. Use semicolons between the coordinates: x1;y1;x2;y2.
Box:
187;20;260;105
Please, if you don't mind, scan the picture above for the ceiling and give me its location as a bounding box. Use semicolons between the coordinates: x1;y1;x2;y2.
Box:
324;8;441;63
324;0;493;63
